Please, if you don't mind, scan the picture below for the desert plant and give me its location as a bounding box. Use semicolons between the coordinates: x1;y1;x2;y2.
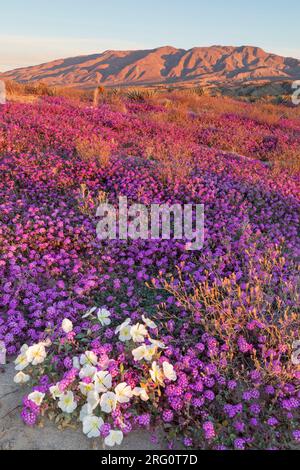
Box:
152;141;194;184
76;136;113;168
157;244;300;382
13;312;177;447
76;184;109;216
93;86;106;107
126;89;145;102
23;82;54;96
102;90;127;113
191;86;204;96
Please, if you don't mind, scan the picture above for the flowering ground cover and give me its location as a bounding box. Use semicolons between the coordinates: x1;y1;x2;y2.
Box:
0;96;299;449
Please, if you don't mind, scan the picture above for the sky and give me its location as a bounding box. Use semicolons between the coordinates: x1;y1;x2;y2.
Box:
1;0;300;71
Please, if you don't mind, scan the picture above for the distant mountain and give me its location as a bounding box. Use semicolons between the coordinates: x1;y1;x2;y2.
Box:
2;45;300;88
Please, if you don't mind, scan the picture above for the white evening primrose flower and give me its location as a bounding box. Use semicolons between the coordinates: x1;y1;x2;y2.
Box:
142;315;157;329
132;345;147;361
133;387;150;402
79;381;95;396
82;306;97;319
115;318;131;335
72;356;80;370
14;371;30;384
97;308;111;327
130;323;148;343
104;430;124;447
87;391;100;411
61;318;73;333
79;364;97;379
144;345;157;361
149;338;167;349
28;391;45;407
119;327;132;342
49;384;63;399
100;392;117;413
15;346;29;371
150;361;164;386
115;319;132;342
132;344;156;362
163;362;177;382
58;391;77;414
94;371;112;393
26;343;47;365
83;415;104;439
115;382;133;404
79;404;93;422
80;351;98;366
20;344;29;354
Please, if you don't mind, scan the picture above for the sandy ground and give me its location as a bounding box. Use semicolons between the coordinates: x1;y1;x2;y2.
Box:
0;361;165;451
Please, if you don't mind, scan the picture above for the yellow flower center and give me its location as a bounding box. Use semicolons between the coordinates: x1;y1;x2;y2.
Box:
33;351;43;359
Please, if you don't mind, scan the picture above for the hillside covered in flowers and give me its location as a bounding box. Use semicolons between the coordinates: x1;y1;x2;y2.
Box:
0;93;299;450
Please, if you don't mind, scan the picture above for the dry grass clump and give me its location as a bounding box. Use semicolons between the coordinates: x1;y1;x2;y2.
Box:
149;91;298;126
159;247;300;383
5;80;55;98
76;183;108;216
4;79;93;104
147;140;194;184
76;135;113;167
101;89;128;113
55;86;92;103
0;129;6;153
241;103;281;126
270;148;300;175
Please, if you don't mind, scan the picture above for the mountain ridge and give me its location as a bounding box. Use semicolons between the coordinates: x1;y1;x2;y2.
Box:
2;45;300;88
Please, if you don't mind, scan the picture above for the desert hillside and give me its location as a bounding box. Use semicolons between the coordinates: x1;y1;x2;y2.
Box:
2;45;300;88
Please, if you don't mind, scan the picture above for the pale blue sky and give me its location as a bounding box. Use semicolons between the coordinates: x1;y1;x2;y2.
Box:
1;0;300;71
